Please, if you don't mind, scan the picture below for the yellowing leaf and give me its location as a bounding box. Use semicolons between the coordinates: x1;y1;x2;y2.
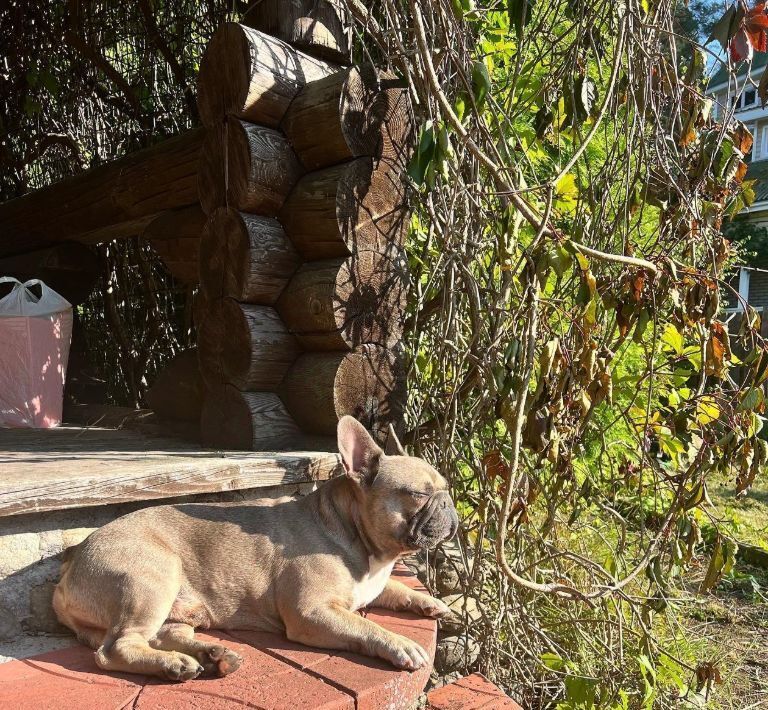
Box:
661;324;684;356
555;173;578;199
696;397;720;426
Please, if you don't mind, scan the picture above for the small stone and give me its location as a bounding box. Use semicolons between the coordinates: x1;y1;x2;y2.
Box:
431;540;470;595
438;594;481;635
434;563;461;596
427;670;462;692
434;634;480;674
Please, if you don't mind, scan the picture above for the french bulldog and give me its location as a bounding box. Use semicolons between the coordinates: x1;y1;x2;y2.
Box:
53;416;459;681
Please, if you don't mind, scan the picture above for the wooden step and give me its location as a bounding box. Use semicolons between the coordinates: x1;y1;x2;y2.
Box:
0;425;340;518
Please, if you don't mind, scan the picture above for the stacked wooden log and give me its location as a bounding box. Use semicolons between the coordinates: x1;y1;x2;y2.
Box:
196;11;413;450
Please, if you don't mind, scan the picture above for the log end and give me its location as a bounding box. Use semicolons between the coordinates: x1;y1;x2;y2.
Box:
197;23;252;128
280;345;406;439
201;386;304;450
276;248;409;350
199;120;303;216
279;158;408;260
201;208;300;304
243;0;352;65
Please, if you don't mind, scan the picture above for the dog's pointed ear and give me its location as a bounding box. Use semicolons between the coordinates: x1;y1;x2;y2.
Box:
385;423;407;456
337;416;383;485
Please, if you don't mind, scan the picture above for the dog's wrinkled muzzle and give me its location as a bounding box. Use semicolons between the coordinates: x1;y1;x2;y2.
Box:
406;491;459;549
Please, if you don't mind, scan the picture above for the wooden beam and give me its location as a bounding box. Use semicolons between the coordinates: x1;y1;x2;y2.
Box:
145;348;202;422
279;344;406;438
142;204;205;284
0;426;340;517
242;0;352;64
198;119;303;216
201;387;305;450
279;157;408;259
0;129;204;258
198;299;300;390
196;23;337;128
276;248;409;350
282;66;413;171
200;208;300;304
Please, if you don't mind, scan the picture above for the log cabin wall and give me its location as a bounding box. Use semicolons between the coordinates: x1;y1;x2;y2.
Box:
0;1;413;449
195;4;414;450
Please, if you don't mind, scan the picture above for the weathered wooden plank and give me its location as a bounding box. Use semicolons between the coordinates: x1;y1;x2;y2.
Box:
0;427;340;517
0;129;204;258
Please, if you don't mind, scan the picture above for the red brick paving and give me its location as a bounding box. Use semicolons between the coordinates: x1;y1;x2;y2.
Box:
0;567;437;710
0;644;143;710
426;673;523;710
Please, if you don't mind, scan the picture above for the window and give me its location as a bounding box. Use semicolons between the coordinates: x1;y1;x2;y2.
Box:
753;124;761;159
745;88;757;107
762;125;768;160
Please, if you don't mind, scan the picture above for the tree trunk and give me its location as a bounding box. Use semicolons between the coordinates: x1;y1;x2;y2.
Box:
198;119;303;216
196;23;337;128
282;65;413;171
242;0;351;64
0;129;203;257
279;157;408;259
279;344;406;439
276;248;409;350
143;204;205;284
145;348;203;422
199;208;300;304
201;386;304;450
198;299;299;390
0;242;98;305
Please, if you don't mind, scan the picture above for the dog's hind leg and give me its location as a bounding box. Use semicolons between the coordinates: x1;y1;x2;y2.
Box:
94;577;204;681
151;623;243;677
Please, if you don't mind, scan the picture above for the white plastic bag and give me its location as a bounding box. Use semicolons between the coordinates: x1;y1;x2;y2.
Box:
0;277;73;428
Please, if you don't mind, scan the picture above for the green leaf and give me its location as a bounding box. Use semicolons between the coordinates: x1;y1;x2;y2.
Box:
700;535;739;592
540;652;564;671
454;94;467;122
696;396;720;426
408;125;436;185
471;61;491;110
633;308;651;343
738;387;764;412
565;75;597;126
708;5;742;50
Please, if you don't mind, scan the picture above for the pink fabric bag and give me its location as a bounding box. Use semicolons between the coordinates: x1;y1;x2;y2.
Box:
0;277;73;428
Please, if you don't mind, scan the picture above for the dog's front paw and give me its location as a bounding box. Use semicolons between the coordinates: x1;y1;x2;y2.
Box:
163;652;205;681
411;593;451;619
384;635;430;671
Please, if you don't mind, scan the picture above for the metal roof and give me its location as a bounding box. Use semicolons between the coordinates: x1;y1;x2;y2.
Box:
710;52;768;89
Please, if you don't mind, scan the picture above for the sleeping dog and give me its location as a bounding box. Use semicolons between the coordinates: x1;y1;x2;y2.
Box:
53;416;458;680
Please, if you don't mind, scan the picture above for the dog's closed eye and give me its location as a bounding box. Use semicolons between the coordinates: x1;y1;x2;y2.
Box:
399;488;430;498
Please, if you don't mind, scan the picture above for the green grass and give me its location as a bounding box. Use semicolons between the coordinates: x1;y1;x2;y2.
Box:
674;474;768;708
